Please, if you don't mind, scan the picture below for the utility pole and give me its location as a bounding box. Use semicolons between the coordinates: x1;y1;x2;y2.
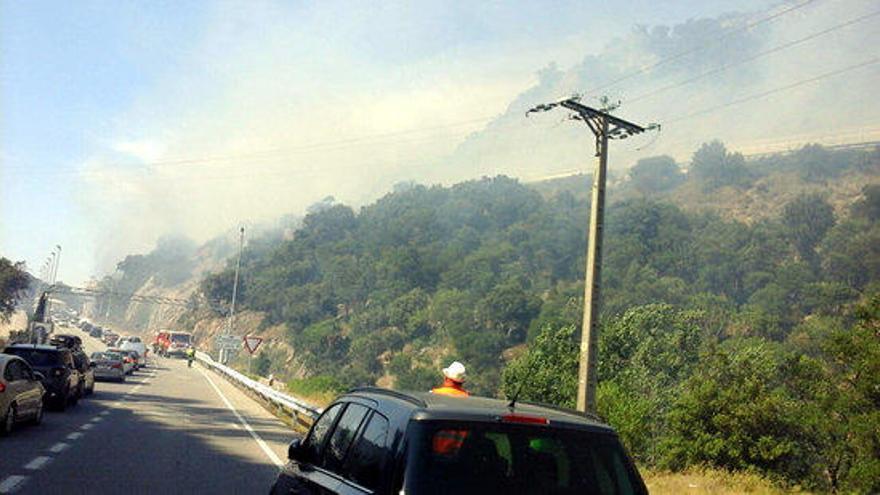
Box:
51;245;61;285
222;227;245;364
46;247;60;318
527;96;649;413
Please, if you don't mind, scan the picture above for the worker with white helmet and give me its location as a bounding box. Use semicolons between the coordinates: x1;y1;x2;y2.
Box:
431;361;469;397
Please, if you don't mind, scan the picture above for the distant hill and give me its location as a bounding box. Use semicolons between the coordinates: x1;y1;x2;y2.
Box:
529;141;880;224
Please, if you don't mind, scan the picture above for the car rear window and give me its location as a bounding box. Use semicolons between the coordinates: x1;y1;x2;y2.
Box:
404;421;646;495
4;348;62;367
171;334;191;343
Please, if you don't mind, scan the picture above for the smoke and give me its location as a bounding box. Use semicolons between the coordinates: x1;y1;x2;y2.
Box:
76;0;880;276
449;0;880;179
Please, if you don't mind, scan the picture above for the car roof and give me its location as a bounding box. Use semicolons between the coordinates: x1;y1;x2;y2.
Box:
5;344;64;352
343;387;614;432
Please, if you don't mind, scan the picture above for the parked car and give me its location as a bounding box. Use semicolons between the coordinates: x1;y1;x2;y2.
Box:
0;354;45;435
89;352;126;382
88;327;103;339
107;348;136;374
271;387;648;495
3;344;81;411
71;349;95;396
119;336;148;367
103;333;119;347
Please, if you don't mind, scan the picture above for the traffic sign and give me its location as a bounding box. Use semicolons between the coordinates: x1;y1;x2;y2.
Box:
243;335;263;354
215;334;239;350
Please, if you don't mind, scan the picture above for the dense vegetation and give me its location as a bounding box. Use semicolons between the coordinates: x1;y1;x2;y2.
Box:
0;257;30;321
199;142;879;492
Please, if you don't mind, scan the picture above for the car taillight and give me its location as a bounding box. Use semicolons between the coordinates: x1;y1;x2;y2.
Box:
501;414;549;425
112;363;122;369
0;382;6;393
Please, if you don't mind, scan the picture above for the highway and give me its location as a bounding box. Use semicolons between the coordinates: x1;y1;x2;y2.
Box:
0;328;295;494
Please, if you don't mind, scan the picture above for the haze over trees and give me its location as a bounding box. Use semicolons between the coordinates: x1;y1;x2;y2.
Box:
122;140;878;492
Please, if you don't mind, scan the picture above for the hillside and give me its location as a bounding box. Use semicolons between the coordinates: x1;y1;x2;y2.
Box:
84;141;880;492
530;142;880;224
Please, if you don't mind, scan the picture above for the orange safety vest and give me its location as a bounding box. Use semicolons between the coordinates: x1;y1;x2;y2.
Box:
432;428;469;455
431;386;469;397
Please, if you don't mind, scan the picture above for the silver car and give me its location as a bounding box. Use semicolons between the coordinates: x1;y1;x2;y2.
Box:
89;352;126;382
0;354;45;435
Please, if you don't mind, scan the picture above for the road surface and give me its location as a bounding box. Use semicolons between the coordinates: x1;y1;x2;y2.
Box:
0;327;295;494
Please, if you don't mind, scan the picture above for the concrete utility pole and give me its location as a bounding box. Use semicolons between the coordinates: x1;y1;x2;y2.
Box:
527;96;649;413
222;227;245;364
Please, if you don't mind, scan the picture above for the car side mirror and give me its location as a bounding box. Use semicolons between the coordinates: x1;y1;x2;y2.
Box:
287;438;305;461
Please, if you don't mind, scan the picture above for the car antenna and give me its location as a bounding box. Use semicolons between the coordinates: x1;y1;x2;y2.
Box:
507;359;539;410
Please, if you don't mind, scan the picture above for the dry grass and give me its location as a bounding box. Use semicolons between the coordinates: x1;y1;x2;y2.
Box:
642;467;810;495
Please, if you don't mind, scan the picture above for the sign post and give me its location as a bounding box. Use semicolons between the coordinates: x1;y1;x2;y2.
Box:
243;335;263;376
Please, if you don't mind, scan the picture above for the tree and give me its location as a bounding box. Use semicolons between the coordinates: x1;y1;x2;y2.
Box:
501;325;578;408
782;193;835;267
851;184;880;222
628;155;684;194
661;338;806;477
689;140;751;190
0;258;30;322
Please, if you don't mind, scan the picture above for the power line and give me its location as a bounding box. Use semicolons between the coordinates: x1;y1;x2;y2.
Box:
582;0;821;97
5;116;496;176
628;9;880;103
665;57;879;123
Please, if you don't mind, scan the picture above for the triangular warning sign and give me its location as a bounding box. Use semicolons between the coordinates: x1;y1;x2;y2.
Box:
243;335;263;354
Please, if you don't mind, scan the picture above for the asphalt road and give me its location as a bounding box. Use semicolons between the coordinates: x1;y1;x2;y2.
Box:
0;327;296;494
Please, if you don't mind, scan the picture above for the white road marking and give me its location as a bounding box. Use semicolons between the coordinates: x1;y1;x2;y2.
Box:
0;475;26;493
66;432;83;440
100;410;110;416
80;423;94;431
90;416;103;423
137;410;185;418
23;457;51;471
229;422;242;430
197;368;284;467
48;443;68;453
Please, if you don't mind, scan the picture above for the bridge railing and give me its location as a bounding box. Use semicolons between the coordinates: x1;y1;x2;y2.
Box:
194;351;321;430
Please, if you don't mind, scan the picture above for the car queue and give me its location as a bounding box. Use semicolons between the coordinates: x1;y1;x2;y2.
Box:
0;321;149;437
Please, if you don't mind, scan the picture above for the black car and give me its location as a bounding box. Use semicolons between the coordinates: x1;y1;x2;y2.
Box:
89;327;103;338
3;344;82;411
271;388;647;495
71;349;95;396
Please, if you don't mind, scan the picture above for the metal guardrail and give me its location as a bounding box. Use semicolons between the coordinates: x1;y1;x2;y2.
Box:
194;351;321;429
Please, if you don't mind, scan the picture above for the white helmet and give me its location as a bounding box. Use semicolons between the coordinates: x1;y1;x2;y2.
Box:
442;361;467;382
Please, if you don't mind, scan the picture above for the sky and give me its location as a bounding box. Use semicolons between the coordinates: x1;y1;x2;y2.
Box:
2;0;875;286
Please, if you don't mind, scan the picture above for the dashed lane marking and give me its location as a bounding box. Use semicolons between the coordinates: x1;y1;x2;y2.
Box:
197;368;284;467
79;423;94;431
66;432;83;441
23;457;51;471
48;443;68;454
0;475;26;494
90;416;103;423
100;410;110;416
